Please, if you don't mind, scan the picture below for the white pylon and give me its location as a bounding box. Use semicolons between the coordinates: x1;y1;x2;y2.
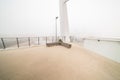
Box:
59;0;70;42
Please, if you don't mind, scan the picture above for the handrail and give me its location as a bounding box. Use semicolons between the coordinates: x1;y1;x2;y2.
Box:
83;38;120;42
0;36;66;50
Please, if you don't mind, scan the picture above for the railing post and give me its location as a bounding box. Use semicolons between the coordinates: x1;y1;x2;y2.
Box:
64;36;66;41
57;36;59;41
1;38;6;49
28;37;30;47
16;38;19;48
38;37;40;45
52;36;53;42
62;36;63;41
46;37;47;44
69;36;71;42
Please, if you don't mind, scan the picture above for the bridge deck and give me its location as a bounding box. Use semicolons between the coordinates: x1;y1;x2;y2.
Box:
0;44;120;80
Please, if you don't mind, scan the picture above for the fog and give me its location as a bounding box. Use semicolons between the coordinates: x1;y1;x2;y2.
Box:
0;0;120;38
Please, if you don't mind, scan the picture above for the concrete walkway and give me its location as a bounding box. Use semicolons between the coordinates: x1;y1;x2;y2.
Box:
0;44;120;80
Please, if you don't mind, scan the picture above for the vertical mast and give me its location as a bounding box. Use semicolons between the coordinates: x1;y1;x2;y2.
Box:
59;0;69;42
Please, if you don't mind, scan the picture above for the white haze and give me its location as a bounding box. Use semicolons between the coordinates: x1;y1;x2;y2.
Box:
0;0;120;38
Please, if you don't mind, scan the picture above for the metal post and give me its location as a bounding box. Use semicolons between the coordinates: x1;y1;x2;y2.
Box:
69;36;71;42
55;17;58;42
1;38;6;49
62;36;63;41
28;37;30;47
38;37;40;45
16;38;19;48
58;36;60;40
46;37;47;44
64;36;66;41
52;36;53;42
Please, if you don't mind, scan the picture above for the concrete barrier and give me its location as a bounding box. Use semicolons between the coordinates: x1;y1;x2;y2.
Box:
46;42;59;47
46;39;72;48
60;42;71;48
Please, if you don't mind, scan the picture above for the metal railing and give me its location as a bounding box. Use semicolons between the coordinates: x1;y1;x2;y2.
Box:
0;36;119;50
0;36;71;50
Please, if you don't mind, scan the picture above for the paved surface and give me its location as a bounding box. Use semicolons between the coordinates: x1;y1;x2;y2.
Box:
0;44;120;80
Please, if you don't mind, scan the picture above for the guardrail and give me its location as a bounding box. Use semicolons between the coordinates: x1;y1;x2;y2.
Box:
0;36;69;50
1;36;118;50
0;37;52;49
71;36;120;43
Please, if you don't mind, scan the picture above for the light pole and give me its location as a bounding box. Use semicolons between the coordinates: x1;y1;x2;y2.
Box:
55;17;58;42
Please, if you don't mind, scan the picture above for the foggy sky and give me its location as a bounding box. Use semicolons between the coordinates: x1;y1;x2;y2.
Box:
0;0;120;38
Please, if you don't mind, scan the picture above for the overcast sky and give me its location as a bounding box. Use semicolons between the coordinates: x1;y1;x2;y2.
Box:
0;0;120;38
